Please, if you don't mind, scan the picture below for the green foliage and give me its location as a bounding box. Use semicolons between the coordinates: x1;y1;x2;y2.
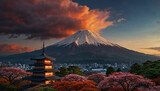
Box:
68;66;84;76
106;67;115;76
129;63;141;74
40;87;56;91
139;60;160;79
116;68;122;72
55;67;69;77
129;60;160;79
55;66;84;77
0;83;17;91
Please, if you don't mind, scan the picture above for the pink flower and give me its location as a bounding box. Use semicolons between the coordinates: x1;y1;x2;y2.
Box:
97;72;155;91
0;67;30;85
61;74;87;81
87;73;105;83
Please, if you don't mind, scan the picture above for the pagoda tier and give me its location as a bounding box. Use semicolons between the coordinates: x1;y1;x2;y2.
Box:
31;54;56;61
23;42;60;85
27;69;59;72
24;76;60;81
29;63;57;66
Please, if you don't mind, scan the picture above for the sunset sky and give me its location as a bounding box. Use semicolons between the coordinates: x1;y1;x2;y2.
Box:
0;0;160;56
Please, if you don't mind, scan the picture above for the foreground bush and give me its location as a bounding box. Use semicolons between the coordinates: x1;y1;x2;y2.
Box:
52;81;99;91
97;72;154;91
87;73;105;83
61;74;87;81
0;83;17;91
40;87;57;91
0;78;10;85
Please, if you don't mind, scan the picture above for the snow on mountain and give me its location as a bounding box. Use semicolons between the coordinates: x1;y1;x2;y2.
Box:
54;30;118;46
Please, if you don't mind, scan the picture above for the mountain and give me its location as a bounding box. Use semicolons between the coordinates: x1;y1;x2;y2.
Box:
0;30;159;64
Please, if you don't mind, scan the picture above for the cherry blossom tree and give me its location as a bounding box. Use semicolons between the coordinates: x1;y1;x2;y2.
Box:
0;67;30;85
61;74;87;81
97;72;155;91
87;73;105;83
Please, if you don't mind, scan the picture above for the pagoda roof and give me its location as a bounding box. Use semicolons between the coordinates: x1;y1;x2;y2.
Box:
27;69;59;72
31;53;56;60
29;63;57;66
23;76;60;81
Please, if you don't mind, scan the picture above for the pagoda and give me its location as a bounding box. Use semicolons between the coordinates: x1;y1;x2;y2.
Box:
24;42;60;85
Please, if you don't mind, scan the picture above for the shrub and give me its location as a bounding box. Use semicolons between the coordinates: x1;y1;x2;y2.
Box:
61;74;87;81
106;67;115;76
52;81;97;91
87;73;105;83
0;83;17;91
79;87;100;91
40;87;57;91
0;78;10;85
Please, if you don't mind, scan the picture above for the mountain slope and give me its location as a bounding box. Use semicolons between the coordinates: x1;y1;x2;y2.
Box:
54;30;117;46
0;30;159;64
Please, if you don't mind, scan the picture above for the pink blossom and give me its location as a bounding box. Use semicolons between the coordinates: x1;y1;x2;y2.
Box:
61;74;87;81
0;67;30;85
97;72;155;91
87;73;105;83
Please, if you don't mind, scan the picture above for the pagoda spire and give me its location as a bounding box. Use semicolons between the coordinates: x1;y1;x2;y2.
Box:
42;41;46;56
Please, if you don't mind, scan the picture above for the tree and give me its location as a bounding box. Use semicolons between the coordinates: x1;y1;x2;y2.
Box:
129;63;141;74
61;74;87;81
55;67;69;77
116;68;122;72
52;81;98;91
106;67;115;76
87;73;105;83
97;72;155;91
68;66;84;75
139;60;160;79
0;67;30;85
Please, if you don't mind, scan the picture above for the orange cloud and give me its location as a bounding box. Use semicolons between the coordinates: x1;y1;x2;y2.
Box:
0;44;35;55
117;18;126;22
0;0;114;39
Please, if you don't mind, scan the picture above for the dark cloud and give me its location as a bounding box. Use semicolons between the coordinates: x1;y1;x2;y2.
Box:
0;43;35;55
0;0;114;40
144;47;160;52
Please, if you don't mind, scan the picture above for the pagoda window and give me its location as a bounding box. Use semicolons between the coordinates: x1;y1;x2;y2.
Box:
45;72;53;76
45;60;51;64
45;80;55;84
45;66;52;69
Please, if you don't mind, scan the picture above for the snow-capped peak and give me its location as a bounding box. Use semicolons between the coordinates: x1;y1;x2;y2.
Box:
54;30;118;46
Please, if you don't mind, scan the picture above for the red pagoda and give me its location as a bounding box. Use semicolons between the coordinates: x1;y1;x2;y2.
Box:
25;42;60;85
